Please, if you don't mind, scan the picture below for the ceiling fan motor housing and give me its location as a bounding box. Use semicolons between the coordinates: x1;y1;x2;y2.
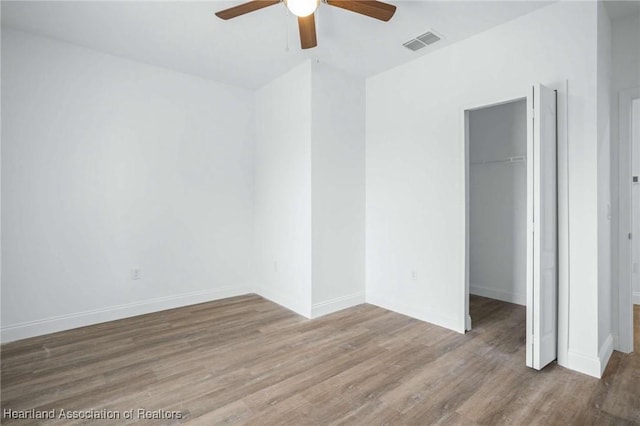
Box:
215;0;397;49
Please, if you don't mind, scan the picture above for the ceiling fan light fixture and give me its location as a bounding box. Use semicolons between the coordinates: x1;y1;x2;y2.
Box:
286;0;318;17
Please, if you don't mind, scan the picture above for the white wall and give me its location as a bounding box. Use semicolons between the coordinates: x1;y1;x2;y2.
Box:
1;29;255;342
311;62;365;316
254;60;366;318
2;33;365;339
254;61;313;317
366;1;605;376
469;100;527;306
610;12;640;345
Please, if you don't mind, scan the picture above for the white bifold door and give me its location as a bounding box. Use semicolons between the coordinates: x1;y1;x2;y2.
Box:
526;84;558;370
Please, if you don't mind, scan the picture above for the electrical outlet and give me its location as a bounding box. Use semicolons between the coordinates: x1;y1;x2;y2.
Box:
131;268;141;280
274;261;278;273
411;270;417;281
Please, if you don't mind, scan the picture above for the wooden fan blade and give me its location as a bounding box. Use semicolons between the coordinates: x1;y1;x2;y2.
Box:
326;0;396;21
215;0;280;20
298;14;318;49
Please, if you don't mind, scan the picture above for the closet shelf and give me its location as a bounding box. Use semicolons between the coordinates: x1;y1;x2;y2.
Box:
470;155;526;166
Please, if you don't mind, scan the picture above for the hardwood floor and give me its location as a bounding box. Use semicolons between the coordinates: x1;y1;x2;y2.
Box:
1;295;639;425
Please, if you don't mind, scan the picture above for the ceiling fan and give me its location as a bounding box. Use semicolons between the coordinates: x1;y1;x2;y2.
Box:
215;0;397;49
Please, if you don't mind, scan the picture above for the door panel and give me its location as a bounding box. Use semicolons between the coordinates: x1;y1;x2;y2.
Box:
526;84;557;370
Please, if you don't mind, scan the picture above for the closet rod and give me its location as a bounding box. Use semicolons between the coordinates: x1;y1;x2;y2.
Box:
470;155;526;166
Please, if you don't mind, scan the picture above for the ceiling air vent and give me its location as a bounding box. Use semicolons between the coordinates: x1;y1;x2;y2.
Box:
403;39;426;51
403;30;442;52
417;31;441;45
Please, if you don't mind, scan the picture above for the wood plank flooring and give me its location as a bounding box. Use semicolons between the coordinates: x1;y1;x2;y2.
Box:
1;295;639;425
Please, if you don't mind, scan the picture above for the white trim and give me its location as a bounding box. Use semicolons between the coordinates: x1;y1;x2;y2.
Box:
617;87;640;354
311;292;365;318
633;292;640;305
366;293;463;334
556;79;570;369
470;284;526;306
598;334;614;377
254;287;311;319
0;286;251;343
566;350;603;378
564;335;614;379
461;93;528;113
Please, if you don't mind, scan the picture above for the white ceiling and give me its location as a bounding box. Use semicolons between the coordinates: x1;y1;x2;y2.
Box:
1;1;553;89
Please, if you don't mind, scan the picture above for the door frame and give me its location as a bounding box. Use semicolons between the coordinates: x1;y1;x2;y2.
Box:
462;82;568;368
463;94;528;333
617;87;640;353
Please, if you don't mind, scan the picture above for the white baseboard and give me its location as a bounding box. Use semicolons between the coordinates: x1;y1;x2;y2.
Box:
0;286;250;344
633;292;640;305
470;284;526;306
614;331;634;354
311;292;365;318
598;334;614;377
565;349;603;378
254;287;311;319
366;293;463;333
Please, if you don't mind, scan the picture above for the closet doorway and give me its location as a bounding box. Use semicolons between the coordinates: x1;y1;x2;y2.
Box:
464;86;558;370
468;99;527;307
